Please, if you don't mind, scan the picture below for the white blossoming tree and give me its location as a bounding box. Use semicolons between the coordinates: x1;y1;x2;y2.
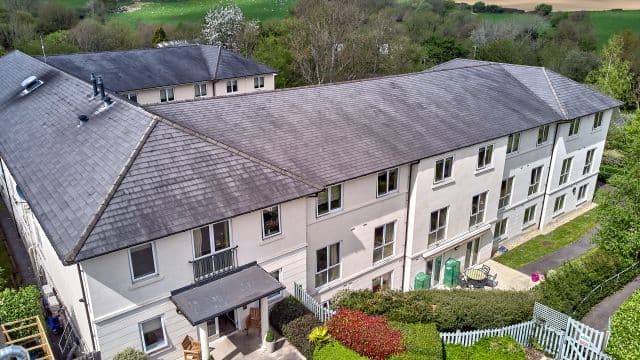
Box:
202;4;245;50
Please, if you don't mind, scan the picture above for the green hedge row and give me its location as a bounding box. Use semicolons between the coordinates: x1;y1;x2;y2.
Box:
534;249;640;319
390;322;443;360
445;337;525;360
332;289;536;332
607;290;640;360
313;341;366;359
269;297;321;358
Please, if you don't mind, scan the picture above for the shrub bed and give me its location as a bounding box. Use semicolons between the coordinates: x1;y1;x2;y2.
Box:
0;285;41;323
332;289;536;332
327;308;405;360
534;249;640;318
606;290;640;360
445;337;525;360
313;341;366;360
390;322;443;359
113;348;149;360
269;297;321;358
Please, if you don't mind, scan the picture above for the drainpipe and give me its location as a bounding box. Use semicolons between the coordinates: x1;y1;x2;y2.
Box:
538;122;561;230
77;264;97;352
401;162;417;291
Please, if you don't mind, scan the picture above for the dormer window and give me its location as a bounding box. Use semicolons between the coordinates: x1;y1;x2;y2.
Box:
254;76;265;89
226;80;238;93
569;118;580;137
160;87;174;102
593;112;603;129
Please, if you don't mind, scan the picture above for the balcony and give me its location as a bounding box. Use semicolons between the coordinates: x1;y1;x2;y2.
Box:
190;246;238;283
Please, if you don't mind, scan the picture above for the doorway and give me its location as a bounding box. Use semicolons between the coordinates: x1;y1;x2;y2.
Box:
206;310;237;338
426;254;443;287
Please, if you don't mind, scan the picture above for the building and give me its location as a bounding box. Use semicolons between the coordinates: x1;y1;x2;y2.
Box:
41;45;277;105
0;52;620;360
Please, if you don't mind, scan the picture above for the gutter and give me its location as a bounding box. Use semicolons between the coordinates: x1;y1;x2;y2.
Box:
0;160;19;232
538;122;561;229
77;264;96;352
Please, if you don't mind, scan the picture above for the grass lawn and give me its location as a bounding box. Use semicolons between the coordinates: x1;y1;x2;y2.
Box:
590;10;640;47
495;208;598;269
109;0;296;26
52;0;90;7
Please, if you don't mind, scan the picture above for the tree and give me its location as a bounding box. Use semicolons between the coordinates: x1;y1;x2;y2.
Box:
202;4;245;50
113;347;149;360
594;111;640;260
534;3;553;16
423;36;468;66
151;27;167;45
16;30;80;55
36;2;78;35
476;39;527;64
559;49;599;82
472;1;485;13
0;10;36;49
586;34;634;105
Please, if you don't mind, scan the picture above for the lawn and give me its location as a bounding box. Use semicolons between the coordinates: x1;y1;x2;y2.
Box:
52;0;90;7
590;10;640;47
109;0;296;26
495;208;598;269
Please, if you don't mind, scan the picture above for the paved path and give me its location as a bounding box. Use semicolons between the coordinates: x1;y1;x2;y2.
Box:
0;200;36;285
582;275;640;331
518;228;596;275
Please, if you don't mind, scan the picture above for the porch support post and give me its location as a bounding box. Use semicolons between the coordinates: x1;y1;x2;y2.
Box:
260;297;269;348
198;323;209;360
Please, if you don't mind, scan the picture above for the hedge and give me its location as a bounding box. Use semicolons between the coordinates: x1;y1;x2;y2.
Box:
0;285;41;323
313;341;366;360
331;289;536;332
269;296;310;334
113;348;149;360
534;249;640;318
606;290;640;359
269;297;321;358
390;322;443;359
445;337;525;360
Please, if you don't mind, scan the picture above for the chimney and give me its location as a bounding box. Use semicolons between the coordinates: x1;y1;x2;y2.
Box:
97;76;105;100
90;73;98;97
78;115;89;126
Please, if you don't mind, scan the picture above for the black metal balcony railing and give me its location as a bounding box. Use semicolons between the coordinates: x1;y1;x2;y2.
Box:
190;246;238;282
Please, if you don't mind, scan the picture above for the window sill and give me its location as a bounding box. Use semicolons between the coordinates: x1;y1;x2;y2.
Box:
536;141;551;148
576;199;587;207
377;189;399;198
260;233;284;246
521;222;537;231
474;166;494;176
431;179;455;190
552;211;564;219
505;151;519;159
314;278;342;292
130;274;163;290
591;127;603;134
315;208;343;220
566;135;579;142
493;234;507;242
144;343;170;355
373;255;396;267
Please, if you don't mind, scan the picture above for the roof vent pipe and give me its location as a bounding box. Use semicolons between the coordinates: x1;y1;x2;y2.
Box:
90;73;98;97
97;76;105;100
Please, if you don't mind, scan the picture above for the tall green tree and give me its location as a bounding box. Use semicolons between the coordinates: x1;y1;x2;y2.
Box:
586;34;634;105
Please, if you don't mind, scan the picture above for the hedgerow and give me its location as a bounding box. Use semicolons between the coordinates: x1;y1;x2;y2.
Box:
606;290;640;359
445;336;525;360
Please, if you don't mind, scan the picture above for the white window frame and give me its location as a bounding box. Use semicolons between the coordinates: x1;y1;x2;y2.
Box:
559;157;573;185
469;192;487;227
577;184;588;202
498;176;514;209
583;149;595;175
553;194;565;214
523;205;536;226
315;242;341;288
261;205;281;239
506;133;520;154
477;144;494;170
373;221;395;263
372;271;392;292
494;218;508;239
191;220;233;260
377;168;398;197
226;79;238;93
128;242;158;282
537;125;550;145
528;166;543;195
138;315;168;353
569;118;581;137
159;87;174;102
434;156;454;183
316;184;343;217
428;207;448;246
126;92;138;103
593;112;603;130
254;76;265;89
194;82;207;97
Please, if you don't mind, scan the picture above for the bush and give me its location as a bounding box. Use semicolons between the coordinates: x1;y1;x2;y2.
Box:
282;314;321;358
269;296;309;334
445;337;525;360
0;285;41;323
332;289;536;332
313;341;366;360
535;249;640;318
606;290;640;359
327;309;405;360
390;322;443;359
113;347;149;360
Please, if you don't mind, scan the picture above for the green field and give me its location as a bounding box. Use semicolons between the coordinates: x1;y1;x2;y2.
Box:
590;10;640;47
108;0;296;26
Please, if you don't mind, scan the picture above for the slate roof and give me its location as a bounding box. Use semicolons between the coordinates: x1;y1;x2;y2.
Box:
41;45;276;92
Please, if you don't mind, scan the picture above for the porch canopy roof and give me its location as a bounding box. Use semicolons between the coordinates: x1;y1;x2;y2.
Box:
170;262;284;325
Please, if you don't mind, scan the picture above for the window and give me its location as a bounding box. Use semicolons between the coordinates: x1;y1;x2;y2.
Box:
523;205;536;226
372;272;392;292
261;205;281;238
373;222;395;263
498;177;514;209
317;184;342;216
593;112;603;129
159;87;174;102
569;118;581;136
577;184;588;202
528;166;543;195
226;80;238;93
129;243;157;281
583;149;595;175
506;133;520;154
494;218;508;239
428;207;448;245
537;125;550;145
139;316;167;353
126;92;138;103
477;144;493;170
559;157;573;185
434;156;453;183
268;269;282;300
553;194;565;214
315;243;340;287
254;76;265;89
377;168;398;196
192;220;231;259
194;82;207;97
469;192;487;227
426;255;443;286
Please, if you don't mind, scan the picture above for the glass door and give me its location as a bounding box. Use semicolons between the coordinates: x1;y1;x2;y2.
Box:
426;255;443;287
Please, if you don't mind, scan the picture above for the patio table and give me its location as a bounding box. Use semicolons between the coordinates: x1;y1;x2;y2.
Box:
465;268;487;281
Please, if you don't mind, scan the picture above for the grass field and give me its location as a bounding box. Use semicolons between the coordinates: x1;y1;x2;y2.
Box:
109;0;296;26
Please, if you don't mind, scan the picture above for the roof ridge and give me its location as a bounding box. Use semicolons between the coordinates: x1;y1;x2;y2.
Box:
542;67;569;119
64;116;160;264
42;44;207;59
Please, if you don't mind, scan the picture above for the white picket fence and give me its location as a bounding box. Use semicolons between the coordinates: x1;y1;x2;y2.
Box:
440;320;534;347
293;283;335;323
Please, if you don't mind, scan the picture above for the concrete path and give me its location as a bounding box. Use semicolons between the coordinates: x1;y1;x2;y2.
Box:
0;200;36;285
484;260;535;291
582;275;640;331
518;228;596;275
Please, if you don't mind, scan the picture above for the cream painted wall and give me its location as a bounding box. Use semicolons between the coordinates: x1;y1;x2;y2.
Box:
214;74;276;97
129;81;214;105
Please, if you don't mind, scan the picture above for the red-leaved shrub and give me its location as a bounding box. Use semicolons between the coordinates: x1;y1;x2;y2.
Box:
327;308;405;360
